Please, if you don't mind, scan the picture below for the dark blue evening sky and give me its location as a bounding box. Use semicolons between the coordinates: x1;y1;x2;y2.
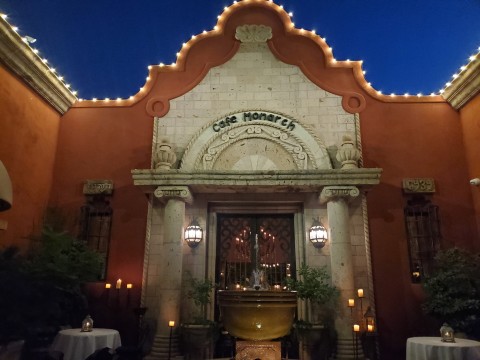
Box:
0;0;478;99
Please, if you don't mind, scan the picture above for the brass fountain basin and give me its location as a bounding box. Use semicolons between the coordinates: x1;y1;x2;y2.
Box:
218;290;297;341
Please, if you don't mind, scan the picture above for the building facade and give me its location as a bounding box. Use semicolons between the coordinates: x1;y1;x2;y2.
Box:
1;1;479;359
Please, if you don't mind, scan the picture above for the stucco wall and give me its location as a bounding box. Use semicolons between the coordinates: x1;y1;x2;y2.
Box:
460;93;480;246
0;64;61;248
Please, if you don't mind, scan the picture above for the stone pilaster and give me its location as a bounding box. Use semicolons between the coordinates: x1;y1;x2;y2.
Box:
320;186;359;341
149;186;192;359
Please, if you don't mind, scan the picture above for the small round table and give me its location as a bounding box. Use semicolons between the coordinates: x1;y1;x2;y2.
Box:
406;336;480;360
50;328;122;360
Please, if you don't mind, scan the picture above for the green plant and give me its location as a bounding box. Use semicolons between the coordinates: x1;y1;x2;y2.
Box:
185;273;216;325
286;264;338;324
422;248;480;337
0;225;104;344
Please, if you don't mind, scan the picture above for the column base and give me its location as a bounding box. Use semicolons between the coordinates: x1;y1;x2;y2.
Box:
145;334;180;359
334;337;364;360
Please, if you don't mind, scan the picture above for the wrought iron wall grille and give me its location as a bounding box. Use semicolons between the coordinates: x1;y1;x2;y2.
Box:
404;196;441;283
216;214;295;290
79;194;112;280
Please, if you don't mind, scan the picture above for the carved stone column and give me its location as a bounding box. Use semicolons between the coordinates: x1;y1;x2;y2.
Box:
320;186;360;340
149;186;192;359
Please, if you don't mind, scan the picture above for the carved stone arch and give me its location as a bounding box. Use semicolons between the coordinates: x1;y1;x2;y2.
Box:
180;111;332;171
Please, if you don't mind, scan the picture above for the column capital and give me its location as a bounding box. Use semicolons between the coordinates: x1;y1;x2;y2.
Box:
154;186;193;204
319;186;360;204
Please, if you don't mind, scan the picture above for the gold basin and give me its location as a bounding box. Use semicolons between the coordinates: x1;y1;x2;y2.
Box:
218;290;297;341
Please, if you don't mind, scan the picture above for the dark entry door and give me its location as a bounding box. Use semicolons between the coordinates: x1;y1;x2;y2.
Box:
215;214;296;290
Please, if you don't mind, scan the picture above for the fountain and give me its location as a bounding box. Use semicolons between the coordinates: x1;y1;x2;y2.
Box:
217;234;297;341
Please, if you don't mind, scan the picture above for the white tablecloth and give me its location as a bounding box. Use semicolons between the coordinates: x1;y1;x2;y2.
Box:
407;336;480;360
50;328;121;360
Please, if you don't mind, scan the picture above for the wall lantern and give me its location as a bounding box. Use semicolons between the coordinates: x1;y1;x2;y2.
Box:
440;323;455;342
309;218;328;248
0;160;13;212
184;218;203;248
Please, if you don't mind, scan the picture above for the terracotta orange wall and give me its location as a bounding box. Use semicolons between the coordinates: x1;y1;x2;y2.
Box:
460;93;480;248
0;64;61;248
360;98;476;358
51;101;152;298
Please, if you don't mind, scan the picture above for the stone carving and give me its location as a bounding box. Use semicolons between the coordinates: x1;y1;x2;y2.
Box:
202;124;308;170
235;25;273;43
154;138;177;170
336;135;361;169
236;341;281;360
402;178;436;193
83;180;113;195
320;186;360;204
154;186;193;204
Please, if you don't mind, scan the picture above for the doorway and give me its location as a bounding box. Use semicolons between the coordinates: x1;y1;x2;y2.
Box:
215;214;296;291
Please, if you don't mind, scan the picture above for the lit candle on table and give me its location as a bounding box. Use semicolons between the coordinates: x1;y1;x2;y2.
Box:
105;283;112;289
116;278;122;289
368;324;374;332
127;283;133;289
169;321;175;327
357;288;364;298
348;299;355;307
353;324;360;332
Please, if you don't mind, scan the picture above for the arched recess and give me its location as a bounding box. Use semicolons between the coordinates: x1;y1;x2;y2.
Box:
180;111;332;171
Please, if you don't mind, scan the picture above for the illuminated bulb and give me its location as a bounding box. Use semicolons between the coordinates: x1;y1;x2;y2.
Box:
469;55;476;61
139;87;144;91
105;98;110;101
280;5;284;9
323;37;327;41
460;65;466;71
430;93;435;96
66;84;71;88
33;48;39;54
72;91;78;95
171;62;176;66
191;35;196;39
300;28;305;32
404;93;409;97
390;93;396;97
159;62;165;66
42;58;48;63
176;52;180;57
92;98;97;102
203;30;207;34
146;76;150;81
1;14;7;20
182;42;186;47
291;22;295;27
116;97;121;101
12;26;18;32
346;59;351;62
50;68;56;73
445;82;452;87
439;89;445;94
78;98;83;102
148;65;152;70
129;96;134;100
377;90;382;94
288;12;293;16
367;82;372;86
58;76;63;80
217;15;220;19
329;47;333;52
363;70;367;75
213;26;218;30
224;6;228;10
452;73;459;79
417;93;422;97
332;58;337;63
22;37;28;43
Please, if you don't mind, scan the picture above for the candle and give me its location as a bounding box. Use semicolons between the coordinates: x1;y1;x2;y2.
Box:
116;279;122;289
105;283;112;289
348;299;355;307
368;324;374;332
357;289;364;298
353;324;360;332
169;321;175;327
127;283;133;289
236;283;240;289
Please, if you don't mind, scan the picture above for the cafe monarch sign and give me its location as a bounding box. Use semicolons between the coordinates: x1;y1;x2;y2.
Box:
180;110;332;171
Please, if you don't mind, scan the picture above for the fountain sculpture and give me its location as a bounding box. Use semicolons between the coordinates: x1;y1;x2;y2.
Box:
218;234;297;341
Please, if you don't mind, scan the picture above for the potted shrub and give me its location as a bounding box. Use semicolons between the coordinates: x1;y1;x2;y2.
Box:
285;263;338;359
0;224;103;357
422;248;480;339
181;274;218;359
